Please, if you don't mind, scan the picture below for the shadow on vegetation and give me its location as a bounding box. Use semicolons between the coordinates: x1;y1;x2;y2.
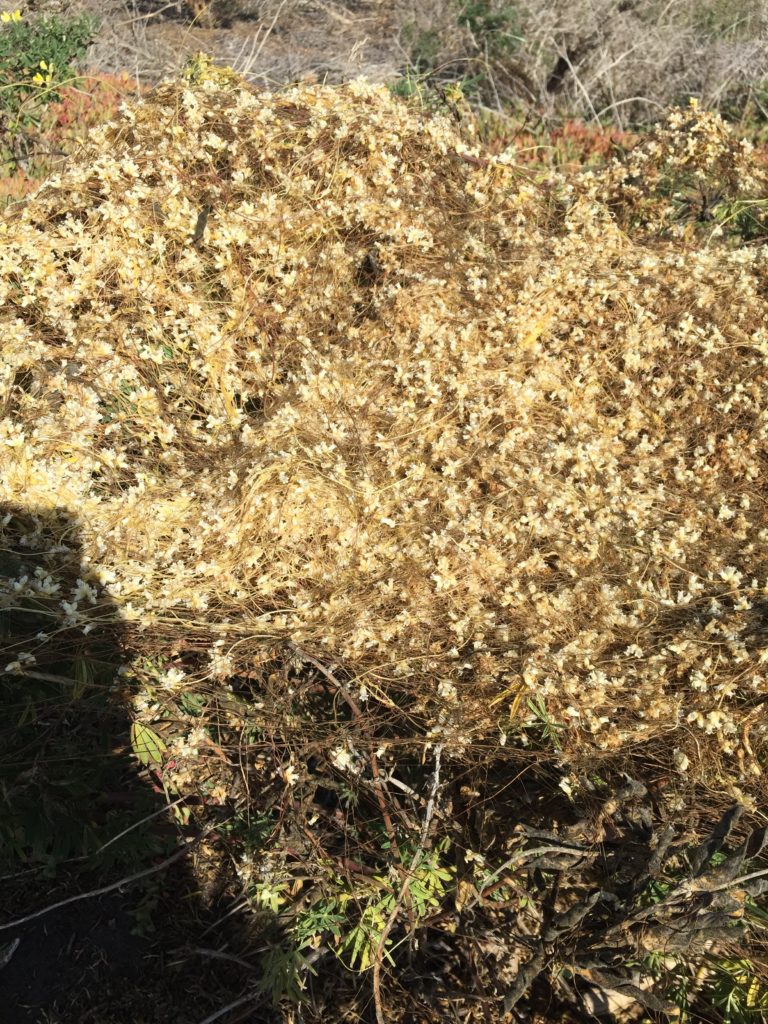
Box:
0;504;259;1024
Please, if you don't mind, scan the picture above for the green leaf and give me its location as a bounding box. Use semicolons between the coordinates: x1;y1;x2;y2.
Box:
72;656;93;699
130;721;167;766
179;691;204;716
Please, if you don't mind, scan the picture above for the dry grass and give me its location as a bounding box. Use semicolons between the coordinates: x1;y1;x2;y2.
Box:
83;0;401;88
517;0;768;124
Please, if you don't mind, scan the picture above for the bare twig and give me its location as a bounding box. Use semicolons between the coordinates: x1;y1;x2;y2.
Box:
171;945;256;971
704;866;768;895
114;2;183;27
594;96;667;119
557;42;599;122
195;990;260;1024
0;796;187;883
464;845;595;913
198;898;251;938
420;743;443;848
0;937;20;970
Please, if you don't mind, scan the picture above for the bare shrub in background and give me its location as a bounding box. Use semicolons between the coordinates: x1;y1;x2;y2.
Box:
86;0;399;89
395;0;768;124
518;0;768;124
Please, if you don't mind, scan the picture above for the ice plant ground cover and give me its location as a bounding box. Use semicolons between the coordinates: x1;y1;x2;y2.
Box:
1;62;768;1021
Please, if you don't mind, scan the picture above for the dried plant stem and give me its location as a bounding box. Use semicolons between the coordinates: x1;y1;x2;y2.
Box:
195;990;260;1024
287;641;404;862
372;744;444;1024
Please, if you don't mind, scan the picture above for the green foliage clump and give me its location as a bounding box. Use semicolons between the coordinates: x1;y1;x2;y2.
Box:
396;0;522;103
0;9;98;174
456;0;521;54
0;9;98;107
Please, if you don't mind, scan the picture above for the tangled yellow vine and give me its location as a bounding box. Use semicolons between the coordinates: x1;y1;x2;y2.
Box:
1;72;766;800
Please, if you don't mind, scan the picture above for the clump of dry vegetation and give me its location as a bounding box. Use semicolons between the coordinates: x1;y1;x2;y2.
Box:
2;60;768;1021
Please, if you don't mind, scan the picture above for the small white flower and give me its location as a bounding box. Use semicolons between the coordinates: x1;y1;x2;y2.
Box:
719;566;743;587
437;679;457;702
178;726;207;758
330;746;354;772
161;667;187;690
331;741;365;773
73;578;98;603
673;748;689;773
4;651;37;672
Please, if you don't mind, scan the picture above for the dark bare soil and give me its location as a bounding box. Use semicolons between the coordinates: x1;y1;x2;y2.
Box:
1;868;263;1024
